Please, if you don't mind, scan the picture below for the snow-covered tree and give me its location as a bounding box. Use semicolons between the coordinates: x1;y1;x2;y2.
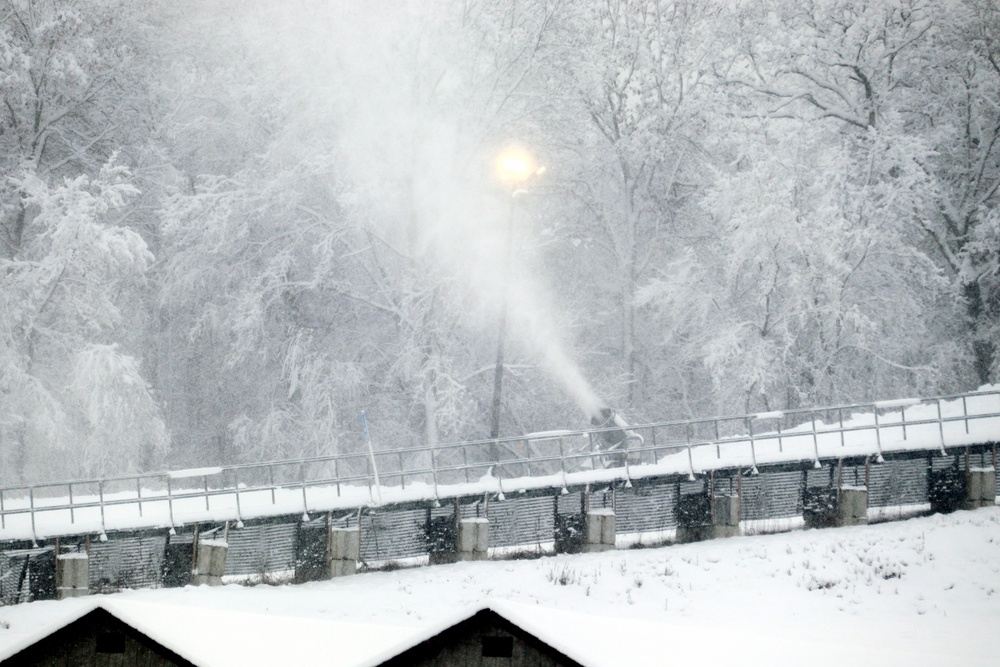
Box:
0;162;167;482
7;0;1000;484
717;0;995;393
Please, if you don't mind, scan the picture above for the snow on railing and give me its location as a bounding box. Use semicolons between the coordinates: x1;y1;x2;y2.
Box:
1;388;998;542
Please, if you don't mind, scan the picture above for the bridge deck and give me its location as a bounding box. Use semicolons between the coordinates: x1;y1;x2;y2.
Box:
1;389;998;542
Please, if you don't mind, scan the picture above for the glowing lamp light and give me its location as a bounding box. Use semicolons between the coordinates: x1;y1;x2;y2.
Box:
496;146;543;183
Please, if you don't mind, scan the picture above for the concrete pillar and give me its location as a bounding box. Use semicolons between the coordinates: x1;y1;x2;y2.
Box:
710;495;741;537
677;495;740;542
458;519;489;561
192;539;227;586
329;527;359;577
965;468;996;509
585;510;616;553
56;554;89;599
837;487;869;526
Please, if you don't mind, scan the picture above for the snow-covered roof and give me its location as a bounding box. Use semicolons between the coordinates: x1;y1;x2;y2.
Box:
0;601;98;661
0;599;422;667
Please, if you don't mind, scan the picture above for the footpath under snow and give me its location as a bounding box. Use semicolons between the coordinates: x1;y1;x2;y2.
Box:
1;507;998;666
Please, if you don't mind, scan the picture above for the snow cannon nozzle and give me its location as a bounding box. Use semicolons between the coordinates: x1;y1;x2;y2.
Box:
589;406;643;467
590;406;629;449
590;406;616;429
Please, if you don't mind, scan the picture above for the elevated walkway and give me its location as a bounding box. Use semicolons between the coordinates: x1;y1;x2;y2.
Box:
1;389;998;543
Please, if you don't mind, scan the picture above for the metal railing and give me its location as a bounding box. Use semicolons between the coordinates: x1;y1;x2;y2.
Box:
1;388;998;541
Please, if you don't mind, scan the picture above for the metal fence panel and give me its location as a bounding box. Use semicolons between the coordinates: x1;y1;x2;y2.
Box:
224;520;297;576
868;457;927;508
87;534;166;592
742;469;803;520
489;496;554;549
0;552;29;605
614;482;677;533
361;508;427;563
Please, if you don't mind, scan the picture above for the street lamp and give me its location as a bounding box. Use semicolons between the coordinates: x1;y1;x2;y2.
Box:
495;146;543;185
488;146;544;442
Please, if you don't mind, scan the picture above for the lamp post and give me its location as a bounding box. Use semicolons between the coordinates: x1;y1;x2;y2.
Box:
488;147;544;444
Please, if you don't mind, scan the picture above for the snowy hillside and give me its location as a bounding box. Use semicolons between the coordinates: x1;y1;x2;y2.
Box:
1;507;998;666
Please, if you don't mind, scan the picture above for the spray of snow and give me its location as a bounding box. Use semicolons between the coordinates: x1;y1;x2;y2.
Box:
187;2;607;422
499;276;604;418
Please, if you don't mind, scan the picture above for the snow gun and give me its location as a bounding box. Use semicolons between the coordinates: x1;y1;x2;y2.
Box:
589;407;644;467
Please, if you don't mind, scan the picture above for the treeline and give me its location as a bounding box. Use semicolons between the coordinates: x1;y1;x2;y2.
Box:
1;0;998;484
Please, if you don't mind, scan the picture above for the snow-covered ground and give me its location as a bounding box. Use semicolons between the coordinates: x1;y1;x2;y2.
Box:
1;506;998;666
3;388;998;542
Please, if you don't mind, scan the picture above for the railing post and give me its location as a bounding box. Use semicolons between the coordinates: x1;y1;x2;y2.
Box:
746;418;758;475
365;454;374;502
623;435;636;488
873;409;885;463
838;408;845;447
0;488;5;529
167;475;175;530
234;468;243;525
68;484;75;524
810;412;821;468
900;405;908;440
203;475;210;511
495;468;506;501
269;466;276;505
684;424;695;481
557;436;568;492
962;395;969;434
29;486;36;540
714;420;721;459
98;481;106;536
936;399;947;455
430;445;440;501
300;461;309;517
492;438;506;500
334;456;341;497
135;478;143;518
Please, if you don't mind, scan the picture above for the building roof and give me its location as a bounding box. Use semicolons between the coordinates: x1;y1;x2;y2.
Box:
0;597;666;667
1;605;197;666
372;604;586;667
0;599;423;667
